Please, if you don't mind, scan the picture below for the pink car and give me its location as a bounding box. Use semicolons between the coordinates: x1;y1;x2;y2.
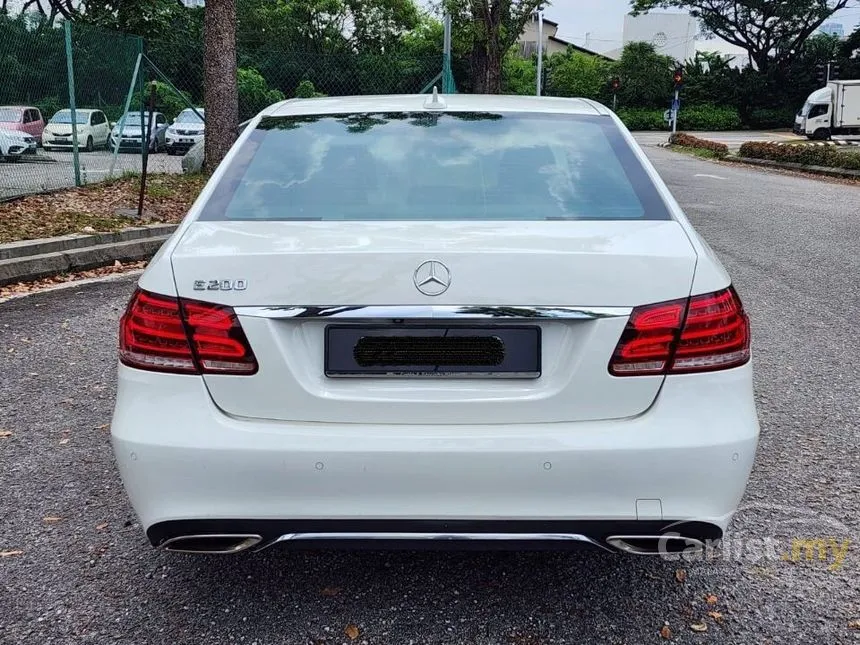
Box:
0;106;46;144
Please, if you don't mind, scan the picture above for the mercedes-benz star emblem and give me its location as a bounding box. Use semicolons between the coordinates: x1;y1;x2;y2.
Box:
413;260;451;296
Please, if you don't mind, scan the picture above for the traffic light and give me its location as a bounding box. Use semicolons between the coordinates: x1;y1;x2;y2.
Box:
611;77;621;91
673;67;684;89
830;62;840;81
817;63;827;84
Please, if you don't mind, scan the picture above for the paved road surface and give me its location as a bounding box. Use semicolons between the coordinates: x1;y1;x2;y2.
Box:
0;149;183;200
1;149;859;644
633;130;806;151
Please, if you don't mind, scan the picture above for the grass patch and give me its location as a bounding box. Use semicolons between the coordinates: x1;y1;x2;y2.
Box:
667;145;725;160
0;173;207;244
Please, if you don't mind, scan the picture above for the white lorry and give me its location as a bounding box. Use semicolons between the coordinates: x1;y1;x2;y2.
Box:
794;80;860;140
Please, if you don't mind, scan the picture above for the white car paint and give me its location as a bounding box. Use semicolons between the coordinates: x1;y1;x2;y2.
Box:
0;129;37;160
113;94;758;554
43;108;111;151
166;107;205;154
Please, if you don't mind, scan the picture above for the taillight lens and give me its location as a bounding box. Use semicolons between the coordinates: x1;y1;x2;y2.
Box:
609;286;750;377
119;289;258;375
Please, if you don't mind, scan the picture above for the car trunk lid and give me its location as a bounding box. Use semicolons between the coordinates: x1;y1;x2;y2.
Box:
170;219;698;424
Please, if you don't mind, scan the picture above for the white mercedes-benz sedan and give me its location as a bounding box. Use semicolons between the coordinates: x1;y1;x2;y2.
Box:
111;93;758;556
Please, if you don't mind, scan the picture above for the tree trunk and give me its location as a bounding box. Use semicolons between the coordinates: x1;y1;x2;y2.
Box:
203;0;238;170
470;37;502;93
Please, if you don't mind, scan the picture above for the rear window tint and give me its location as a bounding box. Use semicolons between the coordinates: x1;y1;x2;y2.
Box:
201;112;670;222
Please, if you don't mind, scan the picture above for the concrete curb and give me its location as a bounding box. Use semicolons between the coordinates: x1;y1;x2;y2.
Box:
724;156;860;179
0;224;176;286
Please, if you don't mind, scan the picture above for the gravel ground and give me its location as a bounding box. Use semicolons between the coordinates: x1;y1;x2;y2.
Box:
1;147;859;645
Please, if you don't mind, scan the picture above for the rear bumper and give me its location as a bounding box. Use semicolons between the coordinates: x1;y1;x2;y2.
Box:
111;363;759;548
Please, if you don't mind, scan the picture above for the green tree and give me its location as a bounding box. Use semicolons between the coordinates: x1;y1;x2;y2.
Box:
614;41;674;108
237;67;285;119
501;51;536;95
677;51;738;107
443;0;548;94
545;48;611;100
630;0;852;72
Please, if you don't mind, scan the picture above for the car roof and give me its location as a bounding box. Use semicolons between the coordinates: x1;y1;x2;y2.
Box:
0;106;32;110
55;108;100;114
264;94;610;118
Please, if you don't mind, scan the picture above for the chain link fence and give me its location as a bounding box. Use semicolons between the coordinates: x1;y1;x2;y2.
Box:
0;14;158;200
1;11;449;201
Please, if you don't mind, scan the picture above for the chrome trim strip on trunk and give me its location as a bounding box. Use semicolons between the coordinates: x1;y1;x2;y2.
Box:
235;305;632;321
273;532;609;546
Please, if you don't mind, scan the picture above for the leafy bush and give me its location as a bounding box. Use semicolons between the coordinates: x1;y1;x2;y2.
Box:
678;105;742;131
238;67;285;120
501;51;536;96
738;142;860;170
743;108;798;130
35;97;63;120
669;133;729;157
294;79;326;98
545;49;611;102
617;108;666;131
149;81;195;121
617;105;741;131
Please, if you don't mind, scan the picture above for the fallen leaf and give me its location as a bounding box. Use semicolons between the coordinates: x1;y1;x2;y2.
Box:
674;568;687;583
320;587;341;597
705;594;718;605
344;624;360;640
0;550;23;557
58;437;69;445
848;620;860;630
43;516;62;523
0;430;12;438
690;622;708;633
95;424;110;431
96;523;108;530
660;624;672;640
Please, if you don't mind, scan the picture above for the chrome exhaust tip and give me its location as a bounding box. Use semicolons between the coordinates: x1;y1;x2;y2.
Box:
161;534;262;554
606;535;706;555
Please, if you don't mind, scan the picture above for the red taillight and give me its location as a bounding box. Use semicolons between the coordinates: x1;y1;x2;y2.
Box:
119;289;258;375
609;287;750;377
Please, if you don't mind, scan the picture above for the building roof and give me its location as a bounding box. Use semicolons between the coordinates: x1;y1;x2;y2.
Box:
548;36;615;61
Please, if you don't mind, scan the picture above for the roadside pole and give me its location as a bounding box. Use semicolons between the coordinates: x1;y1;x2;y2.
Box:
671;88;679;135
536;11;543;96
137;82;157;219
109;51;143;179
63;21;81;187
671;67;684;137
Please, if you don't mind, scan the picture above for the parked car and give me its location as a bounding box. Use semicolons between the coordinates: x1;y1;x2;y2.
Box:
0;106;46;143
112;94;758;556
181;119;249;174
43;109;110;152
0;128;38;161
110;111;169;153
166;107;205;155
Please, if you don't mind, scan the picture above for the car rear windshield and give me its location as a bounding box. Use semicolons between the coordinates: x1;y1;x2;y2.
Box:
201;112;670;222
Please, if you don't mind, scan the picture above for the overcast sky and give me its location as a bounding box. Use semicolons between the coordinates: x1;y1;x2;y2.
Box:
540;1;860;53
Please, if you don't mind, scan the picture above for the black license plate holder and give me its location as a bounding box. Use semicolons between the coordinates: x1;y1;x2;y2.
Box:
325;325;541;378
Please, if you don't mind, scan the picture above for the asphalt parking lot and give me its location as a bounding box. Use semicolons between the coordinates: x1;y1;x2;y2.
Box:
1;147;859;644
0;148;183;200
